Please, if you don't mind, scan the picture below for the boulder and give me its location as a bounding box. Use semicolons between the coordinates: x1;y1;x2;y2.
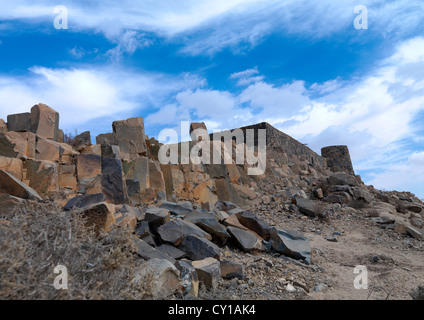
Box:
101;157;125;204
71;131;91;152
324;192;352;204
0;170;42;201
227;226;264;252
406;225;423;240
175;260;199;297
7;112;31;132
0;132;31;158
192;257;221;289
236;210;271;241
0;156;23;180
30;104;59;141
135;221;151;238
58;164;77;190
96;133;114;146
63;193;106;211
133;238;175;263
270;227;311;264
114;209;138;232
184;211;230;245
158;219;212;245
178;234;221;261
112;117;147;160
0;119;7;133
76;154;102;194
328;173;358;187
75;201;116;233
220;261;244;280
157;244;187;259
294;197;320;217
159;201;194;215
23;159;59;197
145;207;171;229
132;258;180;298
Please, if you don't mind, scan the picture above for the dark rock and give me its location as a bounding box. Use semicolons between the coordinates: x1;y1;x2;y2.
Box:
101;157;124;204
294;197;319;217
324;192;352;204
184;211;230;245
157;244;187;259
213;200;238;213
236;210;271;241
328;173;358;186
159;201;194;215
158;219;212;245
178;234;221;261
0;170;42;201
220;261;244;280
133;238;175;263
226;226;263;252
192;257;221;289
7;113;31;132
63;193;106;211
135;221;150;238
72;131;91;152
270;227;311;264
145;207;170;230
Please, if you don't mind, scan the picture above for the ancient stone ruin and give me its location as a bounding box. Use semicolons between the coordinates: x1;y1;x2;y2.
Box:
0;103;423;299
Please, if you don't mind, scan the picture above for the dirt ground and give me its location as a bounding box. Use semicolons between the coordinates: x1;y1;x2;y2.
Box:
194;205;424;300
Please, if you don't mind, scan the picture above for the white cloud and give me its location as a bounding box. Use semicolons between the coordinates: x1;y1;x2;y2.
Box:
2;0;424;55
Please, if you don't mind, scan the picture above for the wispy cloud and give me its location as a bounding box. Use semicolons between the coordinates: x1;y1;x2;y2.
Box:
1;0;423;55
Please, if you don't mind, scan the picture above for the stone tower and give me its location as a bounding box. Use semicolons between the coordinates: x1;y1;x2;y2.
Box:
321;145;355;175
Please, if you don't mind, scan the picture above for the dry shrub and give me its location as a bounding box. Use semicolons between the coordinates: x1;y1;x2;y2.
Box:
0;202;150;300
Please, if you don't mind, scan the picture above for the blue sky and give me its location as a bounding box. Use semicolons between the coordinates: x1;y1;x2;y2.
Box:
1;0;424;198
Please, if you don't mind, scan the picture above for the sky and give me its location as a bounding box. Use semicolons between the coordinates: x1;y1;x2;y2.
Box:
0;0;424;198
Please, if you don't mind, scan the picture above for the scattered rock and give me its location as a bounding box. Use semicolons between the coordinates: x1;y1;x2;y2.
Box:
132;258;180;298
220;260;244;280
0;169;42;201
270;227;311;264
178;234;221;261
192;257;221;289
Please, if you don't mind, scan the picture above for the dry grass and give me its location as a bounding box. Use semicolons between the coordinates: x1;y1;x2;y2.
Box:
0;202;151;300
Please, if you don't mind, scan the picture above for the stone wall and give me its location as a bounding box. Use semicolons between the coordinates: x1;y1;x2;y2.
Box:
321;145;355;175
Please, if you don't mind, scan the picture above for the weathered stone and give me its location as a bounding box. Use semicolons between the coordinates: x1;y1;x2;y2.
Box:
158;219;211;245
353;188;374;203
410;217;424;229
314;188;324;199
321;145;355;175
0;169;42;201
220;261;244;280
80;144;101;156
0;132;30;158
114;208;138;232
75;201;116;233
329;185;353;195
406;204;423;214
146;207;171;229
226;226;263;252
178;234;221;261
122;157;149;189
71;131;91;152
236;210;271;241
175;260;199;297
328;173;358;187
324;192;352;204
192;257;221;289
30;104;59;141
0;119;7;133
96;133;114;146
406;225;423;240
35;137;60;161
101;144;120;159
133;238;175;263
157;244;187;259
159;201;194;215
213;200;238;213
0;156;22;180
183;211;230;245
24;159;58;197
112;117;147;160
135;221;150;239
56;129;64;143
7;112;31;132
58;164;77;190
270;227;311;264
63;193;106;211
101;157;125;204
132;258;180;298
294;197;320;217
120;204;144;221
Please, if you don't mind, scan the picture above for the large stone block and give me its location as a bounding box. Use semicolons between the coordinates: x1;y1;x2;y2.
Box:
0;119;7;133
58;164;77;190
24;159;59;197
7;112;31;132
0;132;30;158
112;117;147;160
30;103;59;141
71;131;91;152
0;170;42;201
76;154;102;194
101;157;125;204
75;201;116;233
0;156;23;180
